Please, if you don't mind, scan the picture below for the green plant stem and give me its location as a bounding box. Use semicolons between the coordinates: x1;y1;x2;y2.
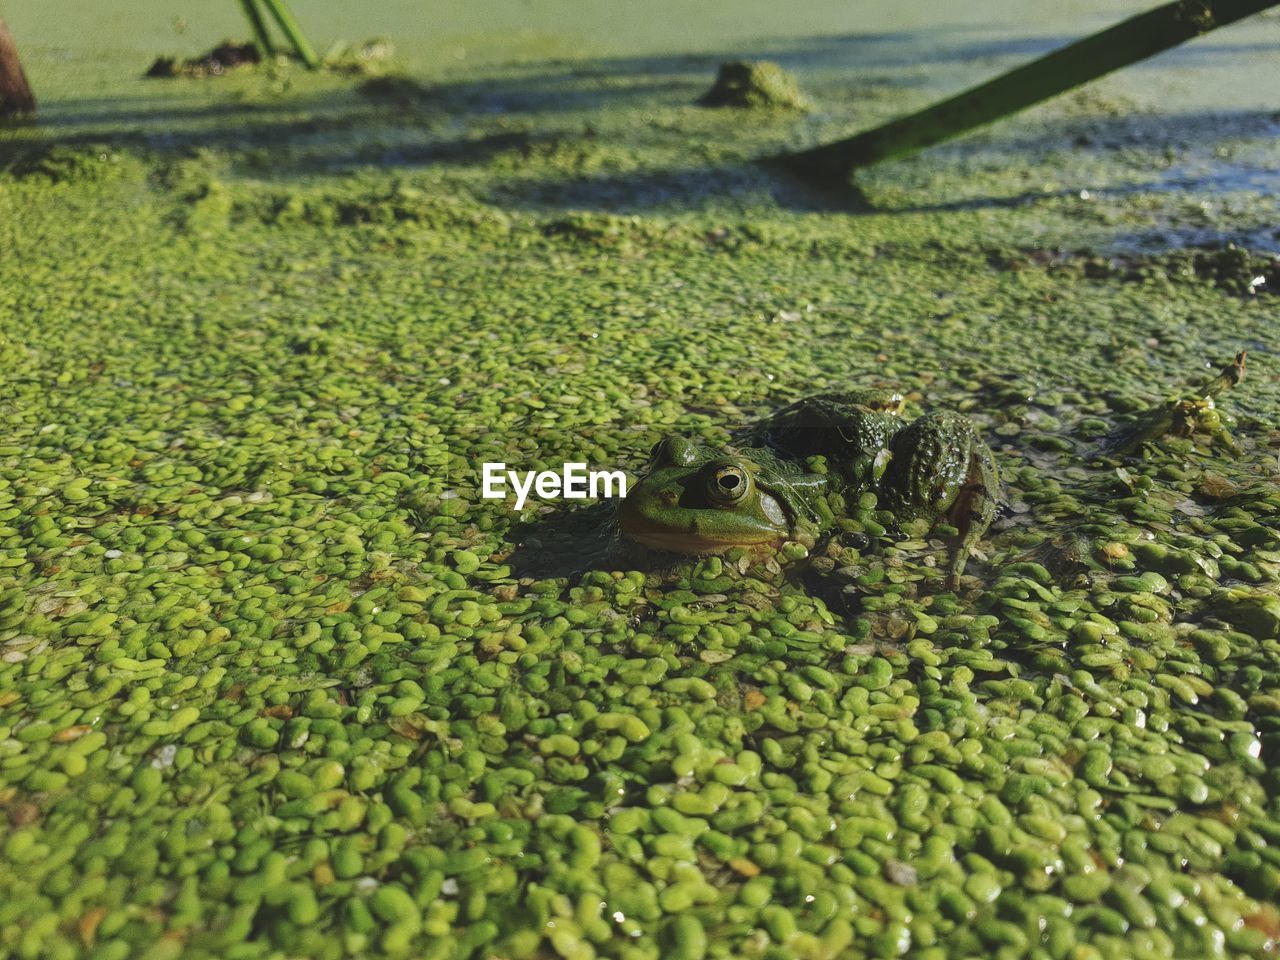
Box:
258;0;320;69
238;0;276;58
778;0;1280;181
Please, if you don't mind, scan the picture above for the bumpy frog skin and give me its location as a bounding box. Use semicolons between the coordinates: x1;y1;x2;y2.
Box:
619;390;1000;587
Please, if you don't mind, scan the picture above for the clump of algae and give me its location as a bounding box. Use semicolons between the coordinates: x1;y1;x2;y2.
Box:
697;59;810;111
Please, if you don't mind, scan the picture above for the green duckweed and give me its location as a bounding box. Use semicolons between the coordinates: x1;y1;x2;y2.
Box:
2;13;1280;960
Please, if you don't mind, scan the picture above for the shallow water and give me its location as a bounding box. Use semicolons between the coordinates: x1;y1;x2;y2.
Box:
9;1;1280;248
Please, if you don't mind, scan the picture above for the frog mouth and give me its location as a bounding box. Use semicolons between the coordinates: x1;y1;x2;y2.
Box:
618;504;786;554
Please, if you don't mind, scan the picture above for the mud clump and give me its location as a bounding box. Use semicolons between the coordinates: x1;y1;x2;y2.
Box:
698;59;809;111
145;41;261;79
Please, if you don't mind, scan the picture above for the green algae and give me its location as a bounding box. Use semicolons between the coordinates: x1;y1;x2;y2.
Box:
698;60;810;111
6;143;142;183
2;10;1280;960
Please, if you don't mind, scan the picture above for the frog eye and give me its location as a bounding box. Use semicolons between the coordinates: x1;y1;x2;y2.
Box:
651;437;699;466
706;463;751;506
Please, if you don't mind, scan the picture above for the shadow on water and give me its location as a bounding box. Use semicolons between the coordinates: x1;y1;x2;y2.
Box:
20;95;318;130
495;107;1279;211
504;500;621;580
2;29;946;148
486;160;874;214
3;27;1276;218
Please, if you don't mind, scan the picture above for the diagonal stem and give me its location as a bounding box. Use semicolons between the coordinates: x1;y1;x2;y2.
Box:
258;0;320;69
238;0;277;58
776;0;1280;182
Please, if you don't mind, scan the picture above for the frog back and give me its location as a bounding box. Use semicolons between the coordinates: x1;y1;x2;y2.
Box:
745;391;907;475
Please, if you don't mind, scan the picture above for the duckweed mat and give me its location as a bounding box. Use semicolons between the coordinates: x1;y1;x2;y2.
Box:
3;14;1280;960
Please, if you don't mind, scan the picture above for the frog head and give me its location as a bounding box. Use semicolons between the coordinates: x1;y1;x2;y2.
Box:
619;436;822;553
840;387;906;416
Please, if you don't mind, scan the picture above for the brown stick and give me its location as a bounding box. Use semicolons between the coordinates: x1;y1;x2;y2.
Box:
0;17;35;118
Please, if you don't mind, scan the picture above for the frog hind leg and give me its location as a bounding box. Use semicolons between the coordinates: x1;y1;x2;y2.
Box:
942;441;1000;589
1193;407;1242;458
880;412;999;589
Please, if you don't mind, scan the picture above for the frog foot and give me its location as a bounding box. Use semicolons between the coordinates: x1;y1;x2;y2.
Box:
940;446;1001;590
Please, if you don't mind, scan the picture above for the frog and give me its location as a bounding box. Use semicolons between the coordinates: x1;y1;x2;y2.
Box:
618;389;1000;588
1104;351;1246;458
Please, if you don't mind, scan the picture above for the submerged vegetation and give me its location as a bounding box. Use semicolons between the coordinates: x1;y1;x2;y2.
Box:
1;6;1279;957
